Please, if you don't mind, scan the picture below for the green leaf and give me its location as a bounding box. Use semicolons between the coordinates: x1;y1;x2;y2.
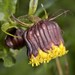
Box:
0;49;7;58
0;0;17;21
28;0;38;15
35;0;56;16
3;56;15;67
41;4;48;19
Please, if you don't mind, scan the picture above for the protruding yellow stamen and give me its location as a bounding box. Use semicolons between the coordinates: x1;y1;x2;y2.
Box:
29;43;68;66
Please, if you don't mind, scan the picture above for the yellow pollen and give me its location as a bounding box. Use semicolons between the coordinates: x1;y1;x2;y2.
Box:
29;43;68;66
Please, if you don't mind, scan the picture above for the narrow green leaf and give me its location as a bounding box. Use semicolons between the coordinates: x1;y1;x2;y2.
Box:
35;0;56;16
28;0;38;15
41;4;48;19
0;0;17;21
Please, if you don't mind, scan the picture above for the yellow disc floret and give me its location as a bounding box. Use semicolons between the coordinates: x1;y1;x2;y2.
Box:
29;43;68;66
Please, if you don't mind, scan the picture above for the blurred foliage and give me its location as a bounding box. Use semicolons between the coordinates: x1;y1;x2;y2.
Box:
0;0;75;75
0;0;17;21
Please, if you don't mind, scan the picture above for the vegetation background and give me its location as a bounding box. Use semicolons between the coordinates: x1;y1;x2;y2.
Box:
0;0;75;75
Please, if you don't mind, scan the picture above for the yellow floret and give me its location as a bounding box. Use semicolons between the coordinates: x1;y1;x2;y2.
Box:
29;43;68;66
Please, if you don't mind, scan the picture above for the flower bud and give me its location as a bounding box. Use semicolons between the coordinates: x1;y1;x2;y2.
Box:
5;28;25;49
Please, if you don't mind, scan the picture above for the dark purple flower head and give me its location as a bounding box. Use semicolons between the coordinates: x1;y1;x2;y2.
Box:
23;20;68;66
24;20;64;57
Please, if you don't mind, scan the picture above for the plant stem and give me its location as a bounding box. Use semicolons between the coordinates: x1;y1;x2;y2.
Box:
64;56;69;75
56;58;63;75
11;15;33;28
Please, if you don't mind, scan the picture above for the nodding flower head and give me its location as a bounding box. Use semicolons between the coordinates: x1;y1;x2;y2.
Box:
24;20;68;66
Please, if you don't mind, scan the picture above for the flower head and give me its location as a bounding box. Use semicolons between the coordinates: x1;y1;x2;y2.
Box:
24;20;68;66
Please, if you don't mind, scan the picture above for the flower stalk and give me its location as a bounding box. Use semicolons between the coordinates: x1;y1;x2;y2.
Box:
56;58;63;75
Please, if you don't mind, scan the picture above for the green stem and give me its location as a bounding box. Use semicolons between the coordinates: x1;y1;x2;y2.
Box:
11;15;33;28
64;56;69;75
28;15;41;23
56;58;63;75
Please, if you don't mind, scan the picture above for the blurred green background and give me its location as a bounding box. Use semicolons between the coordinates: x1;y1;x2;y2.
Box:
0;0;75;75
